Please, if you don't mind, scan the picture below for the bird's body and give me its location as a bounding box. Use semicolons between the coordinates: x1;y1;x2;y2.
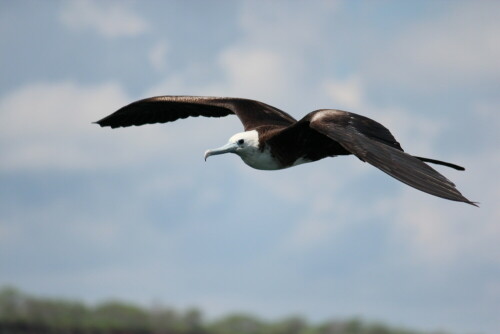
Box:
96;96;477;206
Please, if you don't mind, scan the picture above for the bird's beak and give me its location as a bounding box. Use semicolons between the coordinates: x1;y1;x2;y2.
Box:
204;142;238;161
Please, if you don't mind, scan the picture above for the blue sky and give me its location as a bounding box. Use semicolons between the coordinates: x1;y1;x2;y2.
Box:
1;1;499;333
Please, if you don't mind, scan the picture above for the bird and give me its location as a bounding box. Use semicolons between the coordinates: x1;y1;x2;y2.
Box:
95;96;477;206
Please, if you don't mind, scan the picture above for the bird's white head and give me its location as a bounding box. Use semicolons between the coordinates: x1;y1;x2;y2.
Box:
204;130;282;170
204;130;260;161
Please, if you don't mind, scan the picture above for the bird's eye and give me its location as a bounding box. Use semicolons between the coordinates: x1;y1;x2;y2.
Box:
237;139;245;145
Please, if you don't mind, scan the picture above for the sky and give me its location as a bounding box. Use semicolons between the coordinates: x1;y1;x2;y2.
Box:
0;0;499;333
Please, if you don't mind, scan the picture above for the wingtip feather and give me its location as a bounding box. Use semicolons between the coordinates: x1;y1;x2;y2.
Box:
468;201;480;207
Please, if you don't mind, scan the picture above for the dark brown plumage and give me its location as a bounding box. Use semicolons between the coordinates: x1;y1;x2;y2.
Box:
96;96;477;206
96;96;296;130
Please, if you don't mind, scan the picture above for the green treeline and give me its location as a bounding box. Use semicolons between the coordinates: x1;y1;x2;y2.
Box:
0;286;448;334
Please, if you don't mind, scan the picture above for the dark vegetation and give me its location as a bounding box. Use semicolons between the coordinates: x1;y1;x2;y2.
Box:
0;286;450;334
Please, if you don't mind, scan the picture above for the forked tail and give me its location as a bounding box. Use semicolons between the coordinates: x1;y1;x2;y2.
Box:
413;156;465;171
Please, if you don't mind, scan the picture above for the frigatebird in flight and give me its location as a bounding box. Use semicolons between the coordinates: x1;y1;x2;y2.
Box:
96;96;476;206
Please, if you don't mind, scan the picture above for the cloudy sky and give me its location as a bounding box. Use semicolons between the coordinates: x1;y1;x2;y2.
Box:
1;1;499;333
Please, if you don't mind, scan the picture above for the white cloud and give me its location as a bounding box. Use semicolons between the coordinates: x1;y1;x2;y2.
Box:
323;75;363;110
216;47;292;100
148;46;296;107
60;0;148;38
149;41;168;72
0;81;173;171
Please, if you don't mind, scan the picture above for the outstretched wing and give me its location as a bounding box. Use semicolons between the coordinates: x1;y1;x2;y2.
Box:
307;109;476;206
95;96;296;131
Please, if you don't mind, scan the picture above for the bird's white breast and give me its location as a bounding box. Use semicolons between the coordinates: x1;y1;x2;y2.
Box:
238;145;282;170
239;144;312;170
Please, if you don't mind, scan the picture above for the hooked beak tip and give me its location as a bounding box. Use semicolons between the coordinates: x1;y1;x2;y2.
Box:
204;150;211;162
